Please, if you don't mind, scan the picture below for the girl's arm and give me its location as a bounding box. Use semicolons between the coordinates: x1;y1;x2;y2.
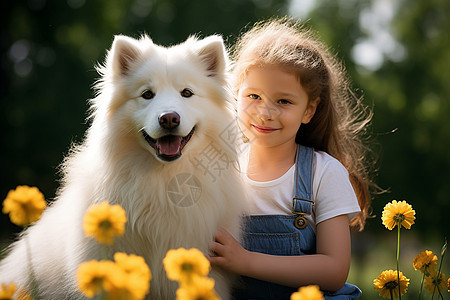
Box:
209;214;351;292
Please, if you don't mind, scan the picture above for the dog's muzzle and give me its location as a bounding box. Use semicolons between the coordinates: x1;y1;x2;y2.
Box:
141;127;195;161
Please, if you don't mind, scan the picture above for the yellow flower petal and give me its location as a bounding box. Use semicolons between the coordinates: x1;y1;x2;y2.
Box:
176;276;219;300
424;270;447;295
112;252;151;300
2;186;46;226
77;260;119;298
291;285;324;300
105;271;140;300
373;270;409;298
114;252;151;279
163;248;210;283
413;250;437;273
77;253;152;300
82;202;127;245
381;200;415;230
0;282;17;299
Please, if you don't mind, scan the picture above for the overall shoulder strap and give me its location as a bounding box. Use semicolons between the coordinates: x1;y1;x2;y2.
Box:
292;144;315;215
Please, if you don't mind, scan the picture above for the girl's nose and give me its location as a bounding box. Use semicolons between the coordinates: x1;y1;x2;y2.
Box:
256;101;277;121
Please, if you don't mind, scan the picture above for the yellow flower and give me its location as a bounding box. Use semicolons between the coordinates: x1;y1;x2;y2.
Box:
112;252;151;300
2;185;46;226
0;283;16;299
77;254;152;300
82;202;127;245
106;272;149;300
163;248;210;283
381;200;415;230
114;252;151;279
77;260;118;298
176;276;219;300
413;250;437;274
291;285;324;300
447;277;450;292
373;270;409;298
424;270;447;295
105;271;143;300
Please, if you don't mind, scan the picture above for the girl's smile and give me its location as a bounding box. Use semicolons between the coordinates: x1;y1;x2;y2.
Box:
251;124;279;134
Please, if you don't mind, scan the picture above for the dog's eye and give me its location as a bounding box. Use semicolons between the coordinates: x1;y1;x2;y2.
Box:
141;90;155;100
181;88;194;98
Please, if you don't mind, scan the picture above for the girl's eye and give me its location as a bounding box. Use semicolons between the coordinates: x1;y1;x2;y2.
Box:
141;90;155;100
278;99;292;105
249;94;260;100
181;88;194;98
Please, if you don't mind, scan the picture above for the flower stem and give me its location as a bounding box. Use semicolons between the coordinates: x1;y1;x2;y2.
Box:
438;286;444;300
100;244;109;260
389;288;394;300
397;224;401;300
25;229;40;300
418;272;424;300
432;239;447;300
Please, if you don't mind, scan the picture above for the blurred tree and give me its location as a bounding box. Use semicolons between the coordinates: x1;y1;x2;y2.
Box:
1;0;449;243
0;0;288;238
304;0;450;239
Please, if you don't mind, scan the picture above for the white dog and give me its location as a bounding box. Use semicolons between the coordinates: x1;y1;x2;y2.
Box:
0;34;245;299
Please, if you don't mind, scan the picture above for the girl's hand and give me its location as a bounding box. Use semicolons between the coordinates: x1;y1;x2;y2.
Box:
209;228;250;275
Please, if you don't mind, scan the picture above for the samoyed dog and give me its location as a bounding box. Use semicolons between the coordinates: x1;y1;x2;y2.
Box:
0;34;245;299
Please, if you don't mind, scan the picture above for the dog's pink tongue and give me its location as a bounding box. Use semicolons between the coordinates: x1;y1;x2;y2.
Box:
157;136;182;155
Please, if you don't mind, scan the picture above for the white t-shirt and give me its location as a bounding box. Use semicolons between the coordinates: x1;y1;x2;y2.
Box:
240;148;361;231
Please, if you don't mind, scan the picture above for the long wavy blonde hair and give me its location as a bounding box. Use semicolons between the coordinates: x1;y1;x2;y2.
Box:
232;17;376;230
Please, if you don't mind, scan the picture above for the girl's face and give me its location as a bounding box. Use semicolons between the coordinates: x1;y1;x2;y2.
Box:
237;65;318;149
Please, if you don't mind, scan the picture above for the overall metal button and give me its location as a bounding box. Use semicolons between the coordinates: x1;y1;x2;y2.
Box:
294;215;307;229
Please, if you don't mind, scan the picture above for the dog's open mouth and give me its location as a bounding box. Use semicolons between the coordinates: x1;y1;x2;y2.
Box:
141;127;195;161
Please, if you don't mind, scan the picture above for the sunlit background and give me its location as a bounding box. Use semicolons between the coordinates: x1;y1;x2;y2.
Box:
1;0;449;298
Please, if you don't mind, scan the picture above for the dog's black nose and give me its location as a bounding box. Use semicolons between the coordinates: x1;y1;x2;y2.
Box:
158;112;180;129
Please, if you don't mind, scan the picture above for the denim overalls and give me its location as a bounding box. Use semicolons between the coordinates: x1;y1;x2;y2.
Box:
233;145;362;300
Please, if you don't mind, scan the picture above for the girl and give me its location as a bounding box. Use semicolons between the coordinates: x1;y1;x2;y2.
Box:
209;18;375;299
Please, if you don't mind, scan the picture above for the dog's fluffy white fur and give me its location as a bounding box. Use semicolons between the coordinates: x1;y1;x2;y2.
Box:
0;34;245;299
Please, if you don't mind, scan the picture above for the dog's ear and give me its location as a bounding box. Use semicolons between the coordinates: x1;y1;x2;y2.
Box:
109;35;144;76
195;35;228;77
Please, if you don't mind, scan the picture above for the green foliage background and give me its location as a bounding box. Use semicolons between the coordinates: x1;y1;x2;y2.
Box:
1;0;449;298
